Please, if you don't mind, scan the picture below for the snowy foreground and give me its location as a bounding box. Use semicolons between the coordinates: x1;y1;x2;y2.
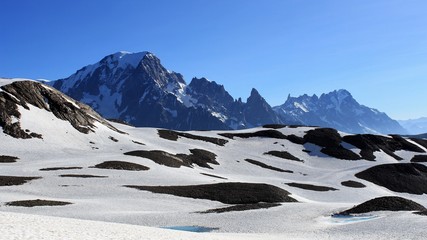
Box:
0;79;426;239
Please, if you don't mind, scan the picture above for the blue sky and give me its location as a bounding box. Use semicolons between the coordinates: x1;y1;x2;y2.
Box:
1;0;426;120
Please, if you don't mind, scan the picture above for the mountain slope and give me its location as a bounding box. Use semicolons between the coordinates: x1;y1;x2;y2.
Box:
274;89;406;134
50;52;285;130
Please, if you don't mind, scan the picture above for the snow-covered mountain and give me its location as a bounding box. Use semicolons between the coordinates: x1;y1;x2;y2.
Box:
50;52;284;130
273;89;407;134
1;78;427;239
399;117;427;135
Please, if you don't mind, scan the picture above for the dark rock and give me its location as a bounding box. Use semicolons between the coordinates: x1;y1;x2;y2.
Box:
355;163;427;194
320;146;361;160
262;124;287;129
341;180;366;188
411;155;427;163
125;182;298;204
92;161;149;171
343;134;424;161
245;159;293;173
39;167;83;171
337;196;426;215
410;138;427;149
414;210;427;216
158;129;228;146
0;176;40;186
124;148;218;169
0;155;19;163
109;136;119;142
264;151;303;163
303;128;342;148
5;199;72;207
218;130;288;140
286;134;305;144
286;182;337;192
200;173;227;180
125;150;190;168
132;140;145;145
59;174;107;178
199;203;281;214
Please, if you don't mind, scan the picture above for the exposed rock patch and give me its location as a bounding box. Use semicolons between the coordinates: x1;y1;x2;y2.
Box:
219;130;288;140
337;196;426;215
262;124;287;129
304;128;342;148
341;180;366;188
304;128;362;160
414;210;427;216
200;173;227;180
0;155;19;163
158;129;228;146
199;203;281;214
286;182;338;191
5;199;72;207
320;146;361;160
410;138;427;149
59;174;107;178
343;134;425;161
411;155;427;163
0;176;40;186
132;140;145;145
125;182;298;204
92;161;149;171
124;148;218;169
355;163;427;194
264;151;303;163
39;167;83;171
245;159;293;173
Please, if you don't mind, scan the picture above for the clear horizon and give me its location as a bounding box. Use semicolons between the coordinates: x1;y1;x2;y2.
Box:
1;0;426;120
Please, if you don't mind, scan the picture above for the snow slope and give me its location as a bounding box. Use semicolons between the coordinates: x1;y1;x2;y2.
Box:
1;79;427;239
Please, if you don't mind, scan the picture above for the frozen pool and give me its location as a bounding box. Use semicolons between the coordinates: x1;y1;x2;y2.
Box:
329;214;379;224
161;226;219;232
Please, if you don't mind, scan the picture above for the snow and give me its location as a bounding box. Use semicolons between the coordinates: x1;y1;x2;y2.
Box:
1;92;427;239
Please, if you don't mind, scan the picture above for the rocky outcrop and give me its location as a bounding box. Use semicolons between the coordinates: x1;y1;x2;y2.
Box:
0;81;122;139
337;196;425;215
125;182;298;204
355;163;427;194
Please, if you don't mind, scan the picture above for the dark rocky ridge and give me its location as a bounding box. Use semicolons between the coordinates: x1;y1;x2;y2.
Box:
337;196;426;215
264;151;304;163
92;161;149;171
199;203;281;214
0;81;122;139
341;180;366;188
286;182;338;192
355;163;427;194
5;199;72;207
245;159;293;173
158;129;228;146
0;155;19;163
124;148;218;169
125;182;298;204
0;176;40;186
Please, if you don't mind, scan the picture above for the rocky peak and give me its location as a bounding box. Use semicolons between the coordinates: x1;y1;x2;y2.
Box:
188;77;234;107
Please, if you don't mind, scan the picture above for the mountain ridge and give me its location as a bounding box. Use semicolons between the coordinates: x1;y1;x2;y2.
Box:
48;51;406;134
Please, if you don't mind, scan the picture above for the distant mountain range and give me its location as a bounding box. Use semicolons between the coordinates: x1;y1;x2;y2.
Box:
399;118;427;135
49;51;407;134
